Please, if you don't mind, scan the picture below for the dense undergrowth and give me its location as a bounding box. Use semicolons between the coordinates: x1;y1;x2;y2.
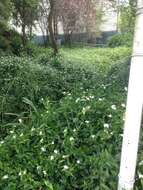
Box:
0;47;143;189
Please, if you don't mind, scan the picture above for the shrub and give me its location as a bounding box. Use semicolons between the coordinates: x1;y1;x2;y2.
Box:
10;35;23;55
0;36;10;51
107;33;133;48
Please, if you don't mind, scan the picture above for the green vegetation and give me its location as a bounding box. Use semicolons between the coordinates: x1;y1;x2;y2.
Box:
2;47;141;190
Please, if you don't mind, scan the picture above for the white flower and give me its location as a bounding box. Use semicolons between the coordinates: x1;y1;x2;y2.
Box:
50;155;54;160
20;133;23;137
90;95;94;99
77;160;80;164
73;129;76;132
40;138;44;143
63;165;69;170
10;130;14;134
75;98;80;103
98;98;103;101
110;132;113;135
70;137;74;141
31;127;35;132
121;103;126;108
23;170;26;175
39;131;43;136
138;172;143;179
85;120;90;124
111;105;116;110
0;141;4;145
2;175;8;180
41;147;46;152
64;128;68;133
62;155;69;159
104;123;110;128
43;170;47;175
124;87;128;91
120;134;123;137
108;114;112;118
139;160;143;166
82;106;91;115
18;118;22;123
13;135;16;139
19;172;22;176
51;141;54;145
37;166;41;170
91;135;95;139
54;150;58;154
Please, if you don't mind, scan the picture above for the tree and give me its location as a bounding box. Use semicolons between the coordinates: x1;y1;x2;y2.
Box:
0;0;12;29
120;0;137;33
38;0;50;46
48;0;58;55
12;0;39;45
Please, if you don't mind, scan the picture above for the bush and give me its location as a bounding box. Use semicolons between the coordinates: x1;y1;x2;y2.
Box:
10;35;23;55
107;33;133;48
0;36;10;51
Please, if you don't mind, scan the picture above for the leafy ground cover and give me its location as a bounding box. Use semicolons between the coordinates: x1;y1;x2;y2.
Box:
0;47;143;189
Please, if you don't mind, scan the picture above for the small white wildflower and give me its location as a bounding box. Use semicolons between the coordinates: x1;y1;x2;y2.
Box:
139;160;143;166
82;106;90;115
138;172;143;179
10;130;14;134
91;135;95;139
124;87;128;91
0;141;4;145
23;170;26;175
73;129;76;132
111;105;116;110
54;150;58;154
90;95;94;99
104;123;110;128
98;98;103;101
120;134;123;137
13;135;16;139
85;120;90;124
50;155;54;160
62;91;66;95
18;118;22;123
43;171;47;175
70;137;74;141
2;175;8;180
31;127;35;132
46;110;49;113
121;103;126;108
41;147;46;152
40;138;44;143
39;131;43;136
63;165;69;170
86;97;90;101
77;160;80;164
75;98;80;103
37;166;41;170
62;155;69;159
64;128;68;133
110;132;113;135
108;114;112;118
20;133;23;137
19;172;22;176
51;141;54;145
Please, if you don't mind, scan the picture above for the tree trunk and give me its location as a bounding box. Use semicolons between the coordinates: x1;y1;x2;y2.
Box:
22;23;26;46
48;0;58;55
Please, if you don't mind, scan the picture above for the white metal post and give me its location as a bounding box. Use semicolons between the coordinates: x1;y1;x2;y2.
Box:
118;0;143;190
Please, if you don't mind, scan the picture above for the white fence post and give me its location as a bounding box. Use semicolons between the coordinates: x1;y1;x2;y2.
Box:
118;0;143;189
